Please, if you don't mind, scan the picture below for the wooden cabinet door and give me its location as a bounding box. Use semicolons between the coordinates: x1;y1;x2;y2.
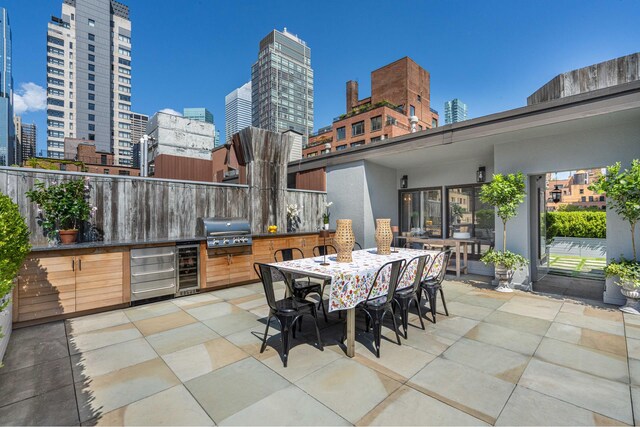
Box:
229;254;253;284
17;254;76;322
204;252;230;289
289;235;318;258
75;249;125;312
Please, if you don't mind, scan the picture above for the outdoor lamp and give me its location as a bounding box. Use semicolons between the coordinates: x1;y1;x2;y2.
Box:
401;175;408;189
319;230;331;266
391;225;399;252
477;166;486;183
551;185;562;203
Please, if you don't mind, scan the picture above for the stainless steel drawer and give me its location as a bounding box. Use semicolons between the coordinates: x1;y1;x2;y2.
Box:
131;268;176;285
130;278;176;301
131;246;175;258
131;260;176;276
131;253;175;267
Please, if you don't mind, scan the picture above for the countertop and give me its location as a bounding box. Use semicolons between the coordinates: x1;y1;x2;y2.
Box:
29;230;334;252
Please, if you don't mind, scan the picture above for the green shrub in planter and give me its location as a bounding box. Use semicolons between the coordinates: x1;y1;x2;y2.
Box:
480;248;529;270
546;211;606;239
604;257;640;288
0;192;31;336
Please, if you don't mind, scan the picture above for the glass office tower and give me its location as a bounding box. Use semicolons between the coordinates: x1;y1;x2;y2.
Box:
0;7;14;166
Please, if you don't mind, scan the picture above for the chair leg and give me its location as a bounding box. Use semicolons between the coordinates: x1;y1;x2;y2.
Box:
372;314;382;358
318;294;329;323
388;309;402;345
260;315;272;353
281;317;294;368
439;287;449;316
426;286;438;323
412;295;426;330
400;300;409;339
310;308;324;351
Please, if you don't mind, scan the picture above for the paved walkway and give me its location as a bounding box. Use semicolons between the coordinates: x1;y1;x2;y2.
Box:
1;276;639;425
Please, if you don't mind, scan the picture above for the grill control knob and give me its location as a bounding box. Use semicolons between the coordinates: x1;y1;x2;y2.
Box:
223;239;229;245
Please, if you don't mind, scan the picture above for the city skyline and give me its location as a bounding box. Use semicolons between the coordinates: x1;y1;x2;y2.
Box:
3;0;640;156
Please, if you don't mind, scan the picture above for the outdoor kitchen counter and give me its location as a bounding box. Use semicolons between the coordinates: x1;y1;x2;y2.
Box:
14;231;335;327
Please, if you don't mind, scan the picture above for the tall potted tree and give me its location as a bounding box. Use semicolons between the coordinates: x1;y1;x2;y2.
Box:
26;178;92;244
590;160;640;313
479;172;529;292
0;192;31;363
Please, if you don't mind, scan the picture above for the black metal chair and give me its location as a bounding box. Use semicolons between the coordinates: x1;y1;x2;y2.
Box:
354;242;363;250
419;249;453;324
348;259;406;358
254;263;323;367
274;248;328;322
312;244;337;257
393;254;430;338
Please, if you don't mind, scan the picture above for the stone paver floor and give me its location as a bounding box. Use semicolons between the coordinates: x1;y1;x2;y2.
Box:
1;275;639;425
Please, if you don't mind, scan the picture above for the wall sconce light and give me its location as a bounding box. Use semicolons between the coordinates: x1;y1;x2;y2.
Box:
401;175;408;189
551;185;562;203
477;166;486;183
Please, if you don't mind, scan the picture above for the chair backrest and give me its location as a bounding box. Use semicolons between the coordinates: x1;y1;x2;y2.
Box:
354;242;363;250
313;244;337;257
274;247;304;263
366;259;406;302
253;263;293;311
422;249;453;284
397;254;430;293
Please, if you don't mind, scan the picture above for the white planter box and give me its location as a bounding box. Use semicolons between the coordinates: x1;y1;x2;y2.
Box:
0;299;12;364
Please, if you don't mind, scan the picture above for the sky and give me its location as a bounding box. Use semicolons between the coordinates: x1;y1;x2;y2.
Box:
5;0;640;156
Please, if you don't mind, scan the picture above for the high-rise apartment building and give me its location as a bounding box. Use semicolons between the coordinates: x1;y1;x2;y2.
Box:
225;81;251;143
183;107;213;124
0;8;14;166
20;122;36;162
130;112;147;167
251;28;313;142
13;115;21;164
444;98;468;124
46;0;133;166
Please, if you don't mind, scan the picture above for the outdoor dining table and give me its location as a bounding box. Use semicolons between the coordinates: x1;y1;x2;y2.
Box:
270;247;437;357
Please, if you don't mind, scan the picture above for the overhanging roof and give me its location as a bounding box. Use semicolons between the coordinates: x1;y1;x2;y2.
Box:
288;80;640;173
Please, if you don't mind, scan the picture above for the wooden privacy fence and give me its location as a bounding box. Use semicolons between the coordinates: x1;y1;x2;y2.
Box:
0;168;327;246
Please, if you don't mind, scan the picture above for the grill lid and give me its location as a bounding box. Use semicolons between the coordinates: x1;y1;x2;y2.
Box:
197;217;252;248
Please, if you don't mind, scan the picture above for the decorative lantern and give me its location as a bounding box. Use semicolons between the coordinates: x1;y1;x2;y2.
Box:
551;185;562;203
401;175;408;189
477;166;486;183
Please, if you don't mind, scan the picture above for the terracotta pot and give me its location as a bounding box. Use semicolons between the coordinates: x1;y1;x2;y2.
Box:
59;229;79;245
334;219;355;263
375;219;393;255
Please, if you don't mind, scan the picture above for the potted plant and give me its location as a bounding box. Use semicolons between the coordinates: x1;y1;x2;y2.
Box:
450;203;469;238
0;192;31;363
589;160;640;313
26;178;93;245
322;202;333;230
479;172;529;292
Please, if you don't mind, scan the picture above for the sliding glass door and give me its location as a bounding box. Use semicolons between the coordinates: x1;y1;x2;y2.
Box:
399;188;443;238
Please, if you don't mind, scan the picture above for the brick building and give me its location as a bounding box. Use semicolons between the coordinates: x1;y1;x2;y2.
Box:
304;57;439;157
546;169;606;211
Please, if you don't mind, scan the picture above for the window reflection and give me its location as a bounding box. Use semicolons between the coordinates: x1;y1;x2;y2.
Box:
400;189;442;238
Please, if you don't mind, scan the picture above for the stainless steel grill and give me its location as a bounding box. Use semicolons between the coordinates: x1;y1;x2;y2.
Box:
197;217;252;249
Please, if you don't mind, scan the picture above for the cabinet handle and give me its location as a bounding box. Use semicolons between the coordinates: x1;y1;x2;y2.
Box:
72;258;75;272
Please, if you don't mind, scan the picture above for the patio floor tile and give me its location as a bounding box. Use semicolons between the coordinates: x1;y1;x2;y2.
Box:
88;385;214;426
71;337;158;379
0;357;73;408
133;310;197;336
357;385;487;426
518;358;633;424
75;357;180;423
496;385;624;426
171;292;221;309
68;322;141;355
483;310;552;336
66;310;130;335
545;322;627;357
445;301;494;320
219;385;350;426
124;301;181;322
629;358;640;386
453;292;509;310
202;310;261;336
497;296;562;321
554;311;625;336
408;357;515;424
1;333;68;372
296;358;402;424
0;384;79;426
9;321;65;342
534;337;629;383
353;338;436;382
145;322;219;355
162;337;249;382
185;301;239;321
424;314;479;336
260;340;342;382
465;321;542;356
210;286;257;300
626;337;640;360
631;386;640;426
185;357;290;423
442;337;530;383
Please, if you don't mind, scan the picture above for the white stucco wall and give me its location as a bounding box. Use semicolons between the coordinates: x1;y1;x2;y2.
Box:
147;112;215;161
494;118;640;302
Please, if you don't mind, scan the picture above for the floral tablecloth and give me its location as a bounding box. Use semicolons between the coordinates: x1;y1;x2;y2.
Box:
271;248;438;311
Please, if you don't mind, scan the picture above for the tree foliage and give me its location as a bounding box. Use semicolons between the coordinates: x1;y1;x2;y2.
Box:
589;160;640;260
546;211;606;239
480;172;526;225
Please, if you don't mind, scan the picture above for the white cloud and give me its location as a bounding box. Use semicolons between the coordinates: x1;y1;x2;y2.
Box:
159;108;182;116
14;82;47;115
